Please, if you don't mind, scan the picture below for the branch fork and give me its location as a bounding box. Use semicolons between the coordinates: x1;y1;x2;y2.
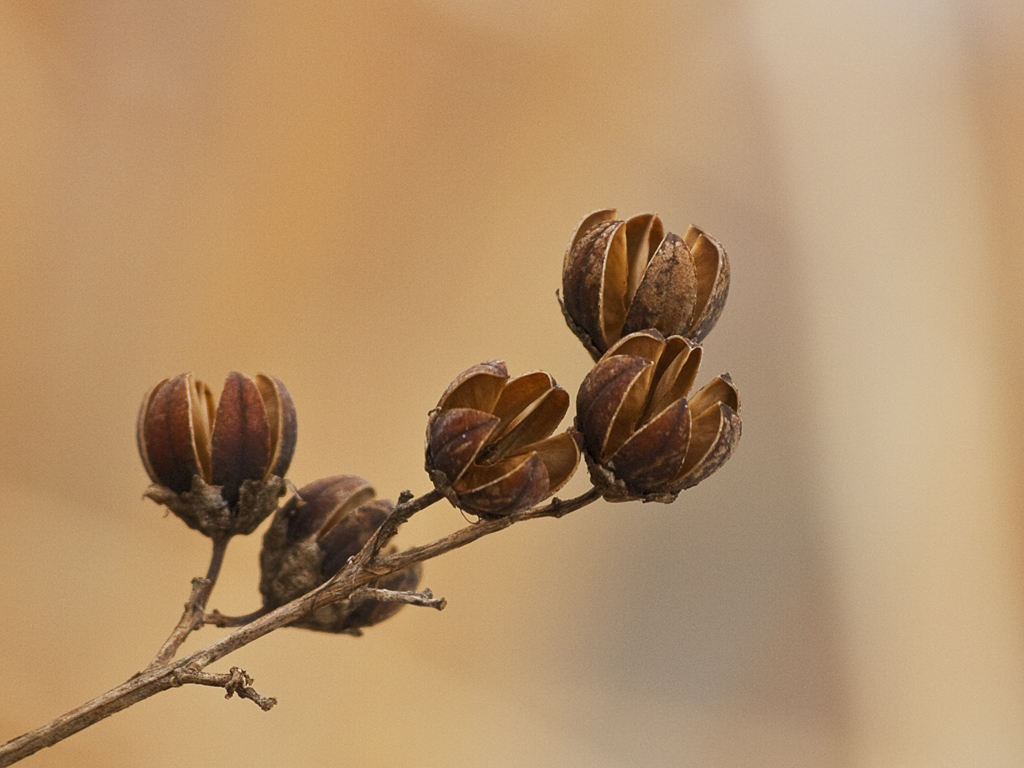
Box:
0;487;600;767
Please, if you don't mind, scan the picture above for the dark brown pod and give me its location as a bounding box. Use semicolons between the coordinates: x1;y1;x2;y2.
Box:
259;477;422;634
559;210;731;359
574;331;741;502
425;362;580;518
137;371;297;537
211;372;271;507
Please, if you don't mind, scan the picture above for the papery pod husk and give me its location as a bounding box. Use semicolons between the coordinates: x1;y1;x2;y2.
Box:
435;360;508;411
259;479;383;609
285;475;376;542
138;374;212;495
258;374;299;479
453;451;551;518
144;474;286;539
619;232;698;342
211;372;272;507
560;211;620;358
682;226;731;345
425;407;500;485
579;443;679;504
607;397;692;492
259;495;328;610
675;401;742;492
575;355;653;463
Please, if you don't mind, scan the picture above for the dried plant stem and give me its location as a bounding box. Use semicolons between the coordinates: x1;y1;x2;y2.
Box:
170;667;277;711
364;487;443;560
147;534;229;670
353;586;447;611
375;486;602;573
0;487;600;767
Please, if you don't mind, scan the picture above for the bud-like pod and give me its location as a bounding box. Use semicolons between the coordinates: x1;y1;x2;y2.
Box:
137;372;297;537
425;361;580;518
575;330;741;502
259;476;422;633
560;210;730;359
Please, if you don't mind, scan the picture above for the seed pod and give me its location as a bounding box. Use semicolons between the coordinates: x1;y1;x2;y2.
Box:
425;361;580;518
259;476;422;633
575;330;741;502
560;210;730;359
137;372;297;537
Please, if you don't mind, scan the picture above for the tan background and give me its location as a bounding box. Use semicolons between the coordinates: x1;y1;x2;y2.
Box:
2;1;1024;766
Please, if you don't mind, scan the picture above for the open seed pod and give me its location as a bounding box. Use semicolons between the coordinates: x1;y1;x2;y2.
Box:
425;361;580;518
137;372;297;537
575;330;741;502
259;475;422;633
560;209;730;359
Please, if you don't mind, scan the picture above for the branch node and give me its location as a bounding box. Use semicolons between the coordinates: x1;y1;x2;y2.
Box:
172;665;277;711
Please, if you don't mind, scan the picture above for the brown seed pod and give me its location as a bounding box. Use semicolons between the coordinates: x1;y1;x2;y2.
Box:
137;372;297;536
259;475;422;633
425;361;580;518
560;209;730;359
575;330;741;502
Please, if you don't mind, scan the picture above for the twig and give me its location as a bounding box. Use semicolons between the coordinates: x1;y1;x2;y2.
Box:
362;488;443;561
147;534;230;670
0;486;601;766
204;607;269;628
352;586;447;611
376;487;602;574
171;666;277;711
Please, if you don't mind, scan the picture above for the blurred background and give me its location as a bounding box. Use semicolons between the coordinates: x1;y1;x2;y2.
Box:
2;0;1024;765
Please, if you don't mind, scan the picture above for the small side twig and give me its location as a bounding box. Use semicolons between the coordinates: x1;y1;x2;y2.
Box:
147;534;230;670
353;586;447;611
171;666;277;711
205;607;270;628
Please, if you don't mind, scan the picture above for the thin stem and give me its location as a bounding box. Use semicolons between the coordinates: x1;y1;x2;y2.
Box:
353;586;447;611
171;667;277;711
147;534;229;670
0;486;602;766
204;606;270;628
376;487;602;573
362;488;443;561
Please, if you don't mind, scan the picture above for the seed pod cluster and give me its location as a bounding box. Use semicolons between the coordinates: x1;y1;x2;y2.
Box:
137;372;297;537
425;361;580;517
560;209;730;360
131;208;744;642
259;475;422;633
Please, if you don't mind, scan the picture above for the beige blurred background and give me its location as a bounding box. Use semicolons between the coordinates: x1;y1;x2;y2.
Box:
2;1;1024;766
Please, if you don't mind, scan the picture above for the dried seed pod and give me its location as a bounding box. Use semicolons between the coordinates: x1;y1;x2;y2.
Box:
137;372;297;537
259;476;422;633
425;361;581;518
560;209;730;359
575;330;741;502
